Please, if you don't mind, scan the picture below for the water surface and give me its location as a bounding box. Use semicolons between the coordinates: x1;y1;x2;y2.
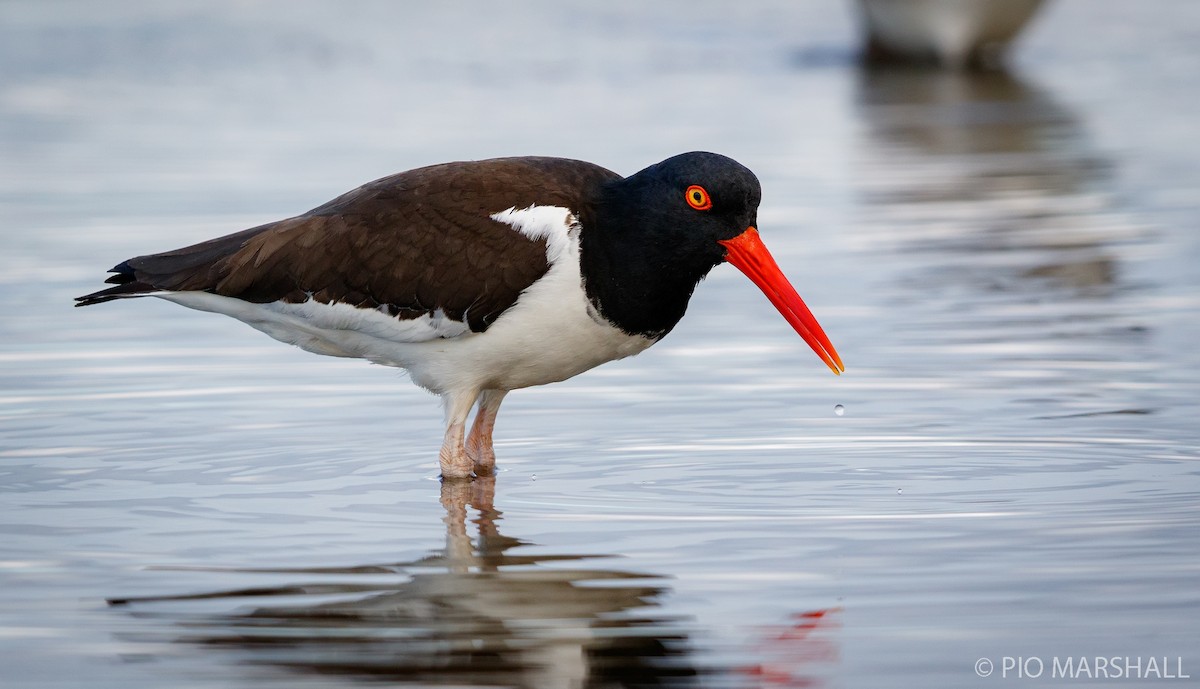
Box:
2;1;1198;687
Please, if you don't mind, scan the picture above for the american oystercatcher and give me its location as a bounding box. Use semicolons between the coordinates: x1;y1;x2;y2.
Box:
76;152;843;478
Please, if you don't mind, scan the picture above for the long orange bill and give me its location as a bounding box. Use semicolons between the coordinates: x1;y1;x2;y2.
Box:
718;227;844;375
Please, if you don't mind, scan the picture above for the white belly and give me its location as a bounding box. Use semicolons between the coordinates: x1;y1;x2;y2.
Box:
158;205;657;395
400;264;655;393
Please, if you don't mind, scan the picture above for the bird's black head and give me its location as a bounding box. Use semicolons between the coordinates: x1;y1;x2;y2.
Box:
580;151;842;375
610;151;763;267
579;152;761;338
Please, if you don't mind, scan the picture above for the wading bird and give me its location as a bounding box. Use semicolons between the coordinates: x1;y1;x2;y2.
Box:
77;152;843;478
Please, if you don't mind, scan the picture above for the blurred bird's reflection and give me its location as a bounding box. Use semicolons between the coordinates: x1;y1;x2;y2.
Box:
848;63;1159;420
107;478;847;687
854;65;1134;297
111;478;701;687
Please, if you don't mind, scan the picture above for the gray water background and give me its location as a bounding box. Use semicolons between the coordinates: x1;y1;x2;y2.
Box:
1;1;1198;687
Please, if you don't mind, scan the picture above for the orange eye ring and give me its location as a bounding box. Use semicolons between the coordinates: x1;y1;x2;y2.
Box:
685;185;713;211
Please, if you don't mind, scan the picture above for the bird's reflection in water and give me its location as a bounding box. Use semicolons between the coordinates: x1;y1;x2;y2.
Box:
852;65;1157;418
856;65;1106;195
854;65;1131;297
110;478;702;688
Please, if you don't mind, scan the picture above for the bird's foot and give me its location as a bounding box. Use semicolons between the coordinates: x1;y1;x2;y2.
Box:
439;422;475;480
439;465;474;481
439;455;474;480
465;435;496;476
439;439;492;480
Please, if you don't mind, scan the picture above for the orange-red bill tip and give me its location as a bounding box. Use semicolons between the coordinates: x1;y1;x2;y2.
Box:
718;227;844;375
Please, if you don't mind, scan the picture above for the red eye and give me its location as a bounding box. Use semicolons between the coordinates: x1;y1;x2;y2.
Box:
685;185;712;211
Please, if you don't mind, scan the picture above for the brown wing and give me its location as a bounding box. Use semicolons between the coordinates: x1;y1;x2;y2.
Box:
75;157;620;332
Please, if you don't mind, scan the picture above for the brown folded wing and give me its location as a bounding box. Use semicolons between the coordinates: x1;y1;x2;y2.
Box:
76;157;618;332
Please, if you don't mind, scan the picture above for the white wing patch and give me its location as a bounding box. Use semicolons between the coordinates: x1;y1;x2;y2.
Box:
490;205;577;265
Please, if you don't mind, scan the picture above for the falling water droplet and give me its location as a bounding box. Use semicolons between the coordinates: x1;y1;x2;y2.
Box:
531;474;537;481
834;404;845;416
897;488;903;495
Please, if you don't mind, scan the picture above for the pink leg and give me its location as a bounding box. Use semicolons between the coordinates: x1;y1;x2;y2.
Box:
466;389;507;475
439;389;480;480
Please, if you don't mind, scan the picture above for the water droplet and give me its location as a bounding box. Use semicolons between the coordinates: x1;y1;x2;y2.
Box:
834;404;845;416
531;474;537;481
897;488;903;495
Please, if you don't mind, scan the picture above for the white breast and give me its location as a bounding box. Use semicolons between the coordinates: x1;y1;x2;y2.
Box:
158;205;656;395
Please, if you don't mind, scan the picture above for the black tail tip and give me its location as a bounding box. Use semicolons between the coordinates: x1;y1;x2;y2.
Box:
74;279;157;307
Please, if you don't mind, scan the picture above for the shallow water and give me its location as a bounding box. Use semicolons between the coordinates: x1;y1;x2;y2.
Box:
2;1;1198;687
